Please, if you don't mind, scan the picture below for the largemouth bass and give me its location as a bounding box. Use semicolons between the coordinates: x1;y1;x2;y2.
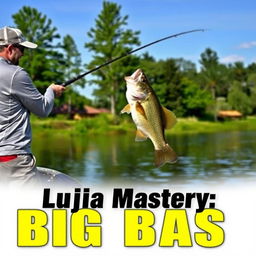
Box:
121;69;177;167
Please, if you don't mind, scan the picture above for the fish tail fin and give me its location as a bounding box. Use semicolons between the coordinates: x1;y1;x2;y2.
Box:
154;144;177;167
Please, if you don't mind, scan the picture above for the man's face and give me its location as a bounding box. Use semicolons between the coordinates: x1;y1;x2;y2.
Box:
7;44;25;65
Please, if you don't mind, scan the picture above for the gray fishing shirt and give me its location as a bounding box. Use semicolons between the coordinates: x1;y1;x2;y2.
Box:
0;57;55;155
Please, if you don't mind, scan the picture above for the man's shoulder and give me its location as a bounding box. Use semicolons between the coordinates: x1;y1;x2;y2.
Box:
0;58;23;76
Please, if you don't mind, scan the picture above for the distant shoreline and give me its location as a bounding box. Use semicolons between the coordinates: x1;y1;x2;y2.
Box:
31;115;256;136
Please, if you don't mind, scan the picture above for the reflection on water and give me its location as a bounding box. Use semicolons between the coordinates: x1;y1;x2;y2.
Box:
32;131;256;185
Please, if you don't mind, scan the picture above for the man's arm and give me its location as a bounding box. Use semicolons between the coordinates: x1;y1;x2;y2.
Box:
12;68;65;117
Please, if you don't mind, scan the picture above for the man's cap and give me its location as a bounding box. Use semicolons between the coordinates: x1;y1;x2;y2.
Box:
0;26;37;49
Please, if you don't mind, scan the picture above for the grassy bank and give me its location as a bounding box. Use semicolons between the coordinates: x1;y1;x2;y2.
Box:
31;114;256;135
170;116;256;134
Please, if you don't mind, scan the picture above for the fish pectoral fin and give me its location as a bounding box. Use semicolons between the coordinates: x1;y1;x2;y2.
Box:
121;104;131;114
136;102;147;119
162;107;177;129
135;129;148;142
155;144;177;167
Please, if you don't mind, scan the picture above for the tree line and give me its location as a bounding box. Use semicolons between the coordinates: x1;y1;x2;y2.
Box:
10;2;256;119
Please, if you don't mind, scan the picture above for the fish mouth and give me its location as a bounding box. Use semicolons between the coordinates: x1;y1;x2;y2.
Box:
131;69;143;80
125;69;147;84
131;95;144;101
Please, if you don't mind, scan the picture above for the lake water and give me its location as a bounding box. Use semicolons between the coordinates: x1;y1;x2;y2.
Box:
32;130;256;185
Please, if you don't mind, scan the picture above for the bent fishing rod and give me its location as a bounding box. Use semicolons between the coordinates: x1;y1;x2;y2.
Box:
62;29;205;87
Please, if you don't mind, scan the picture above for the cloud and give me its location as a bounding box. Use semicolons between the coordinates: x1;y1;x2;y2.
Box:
220;55;245;64
238;41;256;49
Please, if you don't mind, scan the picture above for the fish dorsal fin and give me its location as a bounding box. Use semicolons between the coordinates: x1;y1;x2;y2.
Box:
162;107;177;129
136;102;147;119
121;104;131;114
135;129;148;141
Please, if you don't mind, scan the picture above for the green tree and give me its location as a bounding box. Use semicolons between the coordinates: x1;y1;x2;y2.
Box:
227;81;252;115
199;48;228;120
199;48;219;100
229;62;247;83
139;56;187;117
250;87;256;113
153;59;184;116
12;6;63;92
246;73;256;113
60;34;88;114
62;34;85;88
247;62;256;74
181;77;213;117
85;1;140;115
247;73;256;88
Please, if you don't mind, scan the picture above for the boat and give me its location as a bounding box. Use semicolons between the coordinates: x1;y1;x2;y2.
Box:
36;167;81;187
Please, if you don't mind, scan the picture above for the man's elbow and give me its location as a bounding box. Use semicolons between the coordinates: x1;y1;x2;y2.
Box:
34;109;51;118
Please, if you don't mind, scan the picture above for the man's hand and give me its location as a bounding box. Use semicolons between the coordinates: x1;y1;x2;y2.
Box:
50;84;66;97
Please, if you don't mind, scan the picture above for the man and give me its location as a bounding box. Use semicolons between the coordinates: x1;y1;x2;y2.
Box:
0;26;65;185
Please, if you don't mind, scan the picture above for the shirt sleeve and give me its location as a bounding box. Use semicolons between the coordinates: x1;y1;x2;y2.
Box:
11;68;55;117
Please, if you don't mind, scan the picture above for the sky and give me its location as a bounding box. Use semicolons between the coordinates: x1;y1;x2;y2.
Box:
1;0;256;98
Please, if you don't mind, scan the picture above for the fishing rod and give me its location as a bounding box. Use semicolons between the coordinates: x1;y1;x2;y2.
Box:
62;29;205;87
